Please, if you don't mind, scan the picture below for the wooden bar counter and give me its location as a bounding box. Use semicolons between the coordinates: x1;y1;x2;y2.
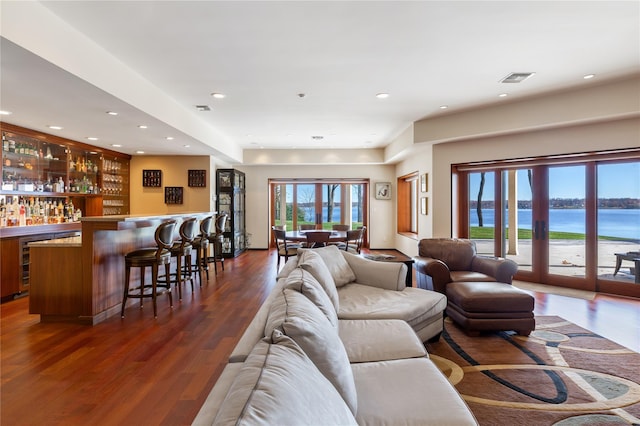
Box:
28;212;212;324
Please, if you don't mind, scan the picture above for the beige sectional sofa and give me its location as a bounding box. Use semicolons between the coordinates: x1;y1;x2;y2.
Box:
193;245;477;425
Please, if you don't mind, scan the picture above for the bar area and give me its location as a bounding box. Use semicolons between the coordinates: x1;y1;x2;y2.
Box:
1;122;217;324
28;213;210;324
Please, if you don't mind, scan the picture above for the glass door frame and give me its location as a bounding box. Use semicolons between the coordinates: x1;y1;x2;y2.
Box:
269;178;369;248
454;148;640;298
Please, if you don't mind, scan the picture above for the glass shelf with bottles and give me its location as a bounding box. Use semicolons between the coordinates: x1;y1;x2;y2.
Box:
101;157;130;215
2;133;68;194
0;194;82;228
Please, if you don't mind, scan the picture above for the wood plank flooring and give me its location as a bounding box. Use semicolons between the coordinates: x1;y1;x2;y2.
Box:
1;248;638;425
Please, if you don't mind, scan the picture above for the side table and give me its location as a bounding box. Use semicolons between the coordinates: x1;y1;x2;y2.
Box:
613;252;640;283
362;252;415;287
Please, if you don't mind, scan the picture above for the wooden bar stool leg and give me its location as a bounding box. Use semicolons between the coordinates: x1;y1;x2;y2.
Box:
151;264;158;318
122;264;131;318
139;267;145;309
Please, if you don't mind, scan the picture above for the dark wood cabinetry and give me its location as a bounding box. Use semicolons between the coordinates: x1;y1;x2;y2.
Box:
216;169;246;258
1;123;131;301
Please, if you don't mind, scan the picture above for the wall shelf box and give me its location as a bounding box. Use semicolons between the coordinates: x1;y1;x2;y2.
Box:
142;169;162;187
188;169;206;187
164;186;183;204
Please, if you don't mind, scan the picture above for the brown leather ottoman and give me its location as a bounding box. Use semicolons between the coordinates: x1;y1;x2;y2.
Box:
445;281;535;336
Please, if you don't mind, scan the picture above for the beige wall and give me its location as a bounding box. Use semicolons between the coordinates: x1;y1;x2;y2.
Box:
130;156;215;215
399;75;640;245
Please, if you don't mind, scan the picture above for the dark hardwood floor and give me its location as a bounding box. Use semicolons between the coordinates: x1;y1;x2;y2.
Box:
1;248;638;425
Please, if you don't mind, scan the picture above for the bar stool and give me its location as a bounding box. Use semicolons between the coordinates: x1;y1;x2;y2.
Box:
165;217;198;300
191;215;213;283
206;212;228;275
121;220;176;318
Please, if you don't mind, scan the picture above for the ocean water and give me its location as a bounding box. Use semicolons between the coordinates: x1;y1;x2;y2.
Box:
470;208;640;240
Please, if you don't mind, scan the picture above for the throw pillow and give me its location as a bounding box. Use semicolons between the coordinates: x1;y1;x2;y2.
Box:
265;288;358;415
296;249;340;311
298;244;356;287
284;268;338;327
213;337;357;425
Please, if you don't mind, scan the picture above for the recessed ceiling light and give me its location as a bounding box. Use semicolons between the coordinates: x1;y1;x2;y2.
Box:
166;136;174;140
439;105;448;110
106;111;118;116
111;144;122;148
211;93;226;99
48;125;63;130
138;125;148;129
0;110;12;115
376;93;389;99
499;93;508;98
583;74;595;80
87;137;99;141
135;150;145;154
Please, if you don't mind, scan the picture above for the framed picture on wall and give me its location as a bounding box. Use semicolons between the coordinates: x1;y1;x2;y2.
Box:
375;182;391;200
421;197;428;215
421;173;428;193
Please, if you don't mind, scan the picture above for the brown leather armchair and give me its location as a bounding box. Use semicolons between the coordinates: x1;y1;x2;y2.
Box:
414;238;518;294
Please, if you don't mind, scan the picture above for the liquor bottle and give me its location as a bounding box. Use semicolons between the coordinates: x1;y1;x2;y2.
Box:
2;134;8;152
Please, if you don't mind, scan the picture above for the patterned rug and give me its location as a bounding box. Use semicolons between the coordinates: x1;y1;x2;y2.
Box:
426;316;640;425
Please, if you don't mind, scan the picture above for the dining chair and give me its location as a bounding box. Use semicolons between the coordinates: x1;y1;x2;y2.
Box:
121;220;176;318
273;226;300;267
332;224;350;231
340;229;363;253
305;231;332;249
298;224;316;231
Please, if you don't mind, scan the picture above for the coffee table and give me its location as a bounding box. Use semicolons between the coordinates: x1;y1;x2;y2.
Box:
362;251;415;287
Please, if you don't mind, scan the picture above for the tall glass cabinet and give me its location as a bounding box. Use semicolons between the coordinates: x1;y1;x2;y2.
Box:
216;168;246;258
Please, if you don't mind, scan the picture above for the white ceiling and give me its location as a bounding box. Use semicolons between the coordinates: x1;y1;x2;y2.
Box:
1;1;639;162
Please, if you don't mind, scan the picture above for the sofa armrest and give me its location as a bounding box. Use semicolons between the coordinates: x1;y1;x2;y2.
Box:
413;256;451;294
471;256;518;284
343;251;407;291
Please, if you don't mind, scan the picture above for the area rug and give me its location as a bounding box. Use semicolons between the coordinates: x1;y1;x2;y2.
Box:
426;316;640;425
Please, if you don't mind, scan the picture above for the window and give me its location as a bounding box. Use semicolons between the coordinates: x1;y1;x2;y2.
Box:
397;172;419;236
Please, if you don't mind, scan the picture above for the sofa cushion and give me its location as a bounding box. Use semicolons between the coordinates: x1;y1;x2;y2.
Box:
265;287;358;414
338;319;427;363
298;245;356;287
338;284;447;331
352;358;477;425
212;337;357;426
296;249;340;311
284;268;338;327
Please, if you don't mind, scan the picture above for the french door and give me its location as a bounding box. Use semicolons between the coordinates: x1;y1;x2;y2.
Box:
458;152;640;297
269;179;368;238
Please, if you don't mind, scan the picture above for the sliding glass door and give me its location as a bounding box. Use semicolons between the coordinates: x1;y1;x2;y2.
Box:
458;153;640;296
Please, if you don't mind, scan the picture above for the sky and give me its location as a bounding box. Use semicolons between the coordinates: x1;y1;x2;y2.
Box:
469;162;640;200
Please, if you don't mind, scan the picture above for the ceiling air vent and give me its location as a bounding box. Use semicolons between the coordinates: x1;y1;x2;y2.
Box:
500;72;535;83
311;135;324;140
195;105;211;111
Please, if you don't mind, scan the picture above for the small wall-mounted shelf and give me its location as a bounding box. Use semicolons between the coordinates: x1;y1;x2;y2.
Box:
164;186;183;204
188;169;206;187
142;169;162;187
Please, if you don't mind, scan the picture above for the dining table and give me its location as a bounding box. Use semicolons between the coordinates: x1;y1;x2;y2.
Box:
285;229;347;243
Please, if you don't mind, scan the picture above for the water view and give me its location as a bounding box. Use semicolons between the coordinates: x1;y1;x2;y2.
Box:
470;208;640;241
